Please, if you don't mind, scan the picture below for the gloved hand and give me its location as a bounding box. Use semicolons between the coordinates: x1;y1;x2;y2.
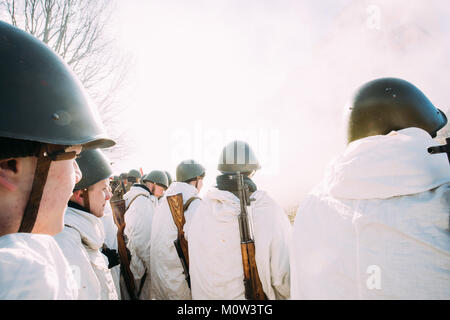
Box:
101;245;120;269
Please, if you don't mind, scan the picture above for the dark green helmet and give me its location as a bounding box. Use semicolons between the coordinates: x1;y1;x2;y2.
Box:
347;77;448;143
165;171;173;185
74;149;113;190
0;21;115;151
176;159;205;182
128;169;142;179
143;170;169;189
119;172;128;180
217;140;261;174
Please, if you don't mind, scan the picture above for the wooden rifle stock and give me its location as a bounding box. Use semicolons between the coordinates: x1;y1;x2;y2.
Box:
235;172;267;300
241;240;267;300
167;193;191;287
110;199;137;300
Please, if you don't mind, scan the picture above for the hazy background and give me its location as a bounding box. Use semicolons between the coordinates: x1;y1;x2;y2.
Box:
104;0;450;210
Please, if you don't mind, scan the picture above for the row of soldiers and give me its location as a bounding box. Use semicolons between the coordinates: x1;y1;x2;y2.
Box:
62;141;291;300
0;21;449;300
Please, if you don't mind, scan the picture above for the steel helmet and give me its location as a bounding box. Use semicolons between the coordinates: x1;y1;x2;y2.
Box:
74;149;113;190
127;169;142;179
347;77;448;143
0;21;115;150
165;171;173;185
217;140;261;174
119;172;128;180
176;159;205;182
0;22;115;233
143;170;169;189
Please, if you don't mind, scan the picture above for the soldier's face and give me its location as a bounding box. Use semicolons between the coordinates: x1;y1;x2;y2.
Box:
153;184;165;198
87;178;112;218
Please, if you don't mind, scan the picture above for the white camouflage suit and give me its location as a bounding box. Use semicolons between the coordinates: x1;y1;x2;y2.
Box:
100;200;121;299
0;233;78;299
54;205;118;300
150;182;201;300
291;128;450;299
123;184;158;300
187;187;292;300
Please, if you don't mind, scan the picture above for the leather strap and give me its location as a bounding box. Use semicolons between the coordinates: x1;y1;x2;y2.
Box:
18;145;52;233
183;196;200;212
82;188;90;213
125;194;149;211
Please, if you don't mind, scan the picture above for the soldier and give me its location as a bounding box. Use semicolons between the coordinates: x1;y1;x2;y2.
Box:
291;77;450;299
54;149;118;300
111;172;128;202
0;21;114;299
120;173;128;187
126;169;142;192
110;175;120;193
150;160;205;300
187;141;292;300
143;170;169;199
122;170;167;299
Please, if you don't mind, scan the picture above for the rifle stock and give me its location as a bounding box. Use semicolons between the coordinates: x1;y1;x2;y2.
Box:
235;172;267;300
167;193;191;287
241;240;266;300
110;199;137;300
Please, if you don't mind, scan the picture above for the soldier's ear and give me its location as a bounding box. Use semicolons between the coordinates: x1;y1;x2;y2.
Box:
72;189;83;201
0;158;21;192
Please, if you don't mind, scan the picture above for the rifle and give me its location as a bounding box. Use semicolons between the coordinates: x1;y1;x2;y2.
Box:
428;137;450;230
428;137;450;165
231;172;267;300
167;193;193;288
110;180;137;300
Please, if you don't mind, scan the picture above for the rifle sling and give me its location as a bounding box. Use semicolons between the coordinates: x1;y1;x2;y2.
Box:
126;194;149;211
183;196;200;212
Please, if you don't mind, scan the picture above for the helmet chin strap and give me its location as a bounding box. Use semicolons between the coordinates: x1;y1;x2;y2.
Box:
18;144;52;233
18;144;78;233
82;188;91;213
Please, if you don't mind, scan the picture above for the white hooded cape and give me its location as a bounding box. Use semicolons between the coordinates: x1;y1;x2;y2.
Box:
0;233;78;299
291;128;450;299
100;201;121;299
123;184;157;300
150;182;201;300
54;206;118;300
188;187;292;300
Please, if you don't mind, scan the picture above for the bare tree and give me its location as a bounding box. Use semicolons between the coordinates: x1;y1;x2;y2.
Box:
0;0;134;161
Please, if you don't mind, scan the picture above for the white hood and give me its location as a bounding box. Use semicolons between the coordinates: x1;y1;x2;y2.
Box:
64;206;105;250
165;182;199;201
202;187;241;223
323;128;450;200
123;184;154;206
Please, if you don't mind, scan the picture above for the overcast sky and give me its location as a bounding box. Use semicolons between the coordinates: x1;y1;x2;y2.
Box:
105;0;450;208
